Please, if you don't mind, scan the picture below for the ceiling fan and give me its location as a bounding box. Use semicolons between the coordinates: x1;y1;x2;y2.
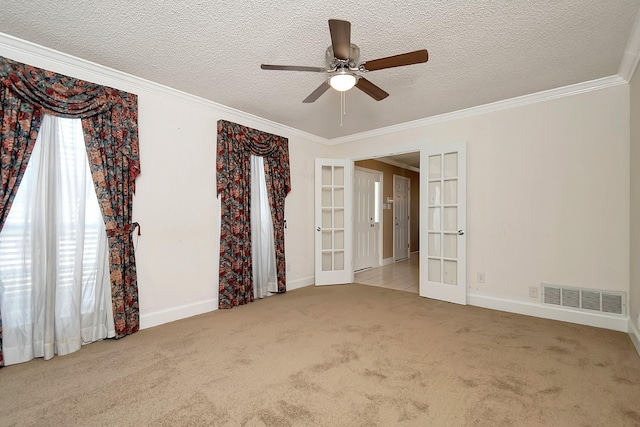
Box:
261;19;429;103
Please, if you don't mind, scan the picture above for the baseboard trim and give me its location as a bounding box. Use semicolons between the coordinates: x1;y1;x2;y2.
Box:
468;293;628;332
382;257;394;267
140;277;313;330
140;298;217;330
629;318;640;358
287;276;315;291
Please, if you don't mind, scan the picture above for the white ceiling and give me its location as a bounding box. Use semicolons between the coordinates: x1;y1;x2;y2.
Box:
1;1;639;140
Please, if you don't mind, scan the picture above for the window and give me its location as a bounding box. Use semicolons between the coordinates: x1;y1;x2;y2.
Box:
0;115;113;365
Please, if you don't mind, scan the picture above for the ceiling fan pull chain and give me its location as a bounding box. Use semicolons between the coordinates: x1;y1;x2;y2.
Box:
344;90;347;117
340;91;344;126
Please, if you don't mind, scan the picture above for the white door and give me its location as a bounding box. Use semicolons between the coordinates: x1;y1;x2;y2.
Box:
315;158;353;285
354;168;378;271
420;142;467;304
394;175;410;261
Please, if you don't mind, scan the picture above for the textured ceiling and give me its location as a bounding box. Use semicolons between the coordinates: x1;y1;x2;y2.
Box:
1;1;639;140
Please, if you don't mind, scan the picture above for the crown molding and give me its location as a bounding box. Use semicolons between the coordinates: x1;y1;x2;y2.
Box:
0;32;328;145
328;75;626;145
0;32;630;147
619;52;639;82
618;9;640;82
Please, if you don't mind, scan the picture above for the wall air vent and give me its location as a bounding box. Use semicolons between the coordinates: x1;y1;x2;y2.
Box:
602;293;623;314
581;291;601;311
541;284;625;317
562;288;580;308
544;287;561;305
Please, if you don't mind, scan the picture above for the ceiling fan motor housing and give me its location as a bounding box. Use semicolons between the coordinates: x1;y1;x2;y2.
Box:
326;44;360;70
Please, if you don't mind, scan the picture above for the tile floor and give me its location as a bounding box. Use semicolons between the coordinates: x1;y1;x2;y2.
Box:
354;254;419;294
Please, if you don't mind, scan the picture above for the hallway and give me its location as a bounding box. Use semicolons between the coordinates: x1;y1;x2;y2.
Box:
354;254;419;294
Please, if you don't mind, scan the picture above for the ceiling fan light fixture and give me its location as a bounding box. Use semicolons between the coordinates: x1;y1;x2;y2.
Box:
329;72;357;92
261;20;427;103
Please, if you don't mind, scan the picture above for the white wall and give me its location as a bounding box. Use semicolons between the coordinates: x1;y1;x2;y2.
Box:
630;62;640;351
0;34;634;334
334;84;631;327
0;35;331;329
134;92;329;327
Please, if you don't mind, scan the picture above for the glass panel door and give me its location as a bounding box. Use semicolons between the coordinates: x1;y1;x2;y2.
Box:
315;159;353;285
421;142;466;304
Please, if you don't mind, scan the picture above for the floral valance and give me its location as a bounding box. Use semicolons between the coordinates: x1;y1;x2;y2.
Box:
218;119;284;156
0;56;140;184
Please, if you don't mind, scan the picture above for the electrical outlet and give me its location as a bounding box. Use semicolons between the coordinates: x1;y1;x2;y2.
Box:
529;286;539;299
477;272;485;283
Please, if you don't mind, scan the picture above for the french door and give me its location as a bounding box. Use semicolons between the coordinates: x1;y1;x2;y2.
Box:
314;159;353;285
420;142;467;304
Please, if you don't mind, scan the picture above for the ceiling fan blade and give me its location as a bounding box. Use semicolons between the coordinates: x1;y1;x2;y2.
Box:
303;81;331;103
361;49;429;72
261;64;327;72
329;19;351;60
355;77;389;101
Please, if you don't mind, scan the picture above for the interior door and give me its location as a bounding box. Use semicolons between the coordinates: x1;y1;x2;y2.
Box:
354;168;377;271
394;175;410;261
420;142;467;304
315;158;353;285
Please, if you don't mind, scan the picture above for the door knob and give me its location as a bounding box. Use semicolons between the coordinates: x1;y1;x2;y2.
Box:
458;229;465;235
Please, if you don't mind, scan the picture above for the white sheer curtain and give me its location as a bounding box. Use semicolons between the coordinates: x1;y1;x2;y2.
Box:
250;155;278;299
0;114;114;365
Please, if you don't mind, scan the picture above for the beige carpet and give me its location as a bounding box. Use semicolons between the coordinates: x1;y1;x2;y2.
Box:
1;284;639;426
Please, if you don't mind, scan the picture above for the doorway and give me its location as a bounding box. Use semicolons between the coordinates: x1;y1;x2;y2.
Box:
353;152;420;287
315;144;467;304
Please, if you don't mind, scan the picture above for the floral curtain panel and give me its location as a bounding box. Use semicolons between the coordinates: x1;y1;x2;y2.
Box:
216;120;290;309
0;56;141;366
